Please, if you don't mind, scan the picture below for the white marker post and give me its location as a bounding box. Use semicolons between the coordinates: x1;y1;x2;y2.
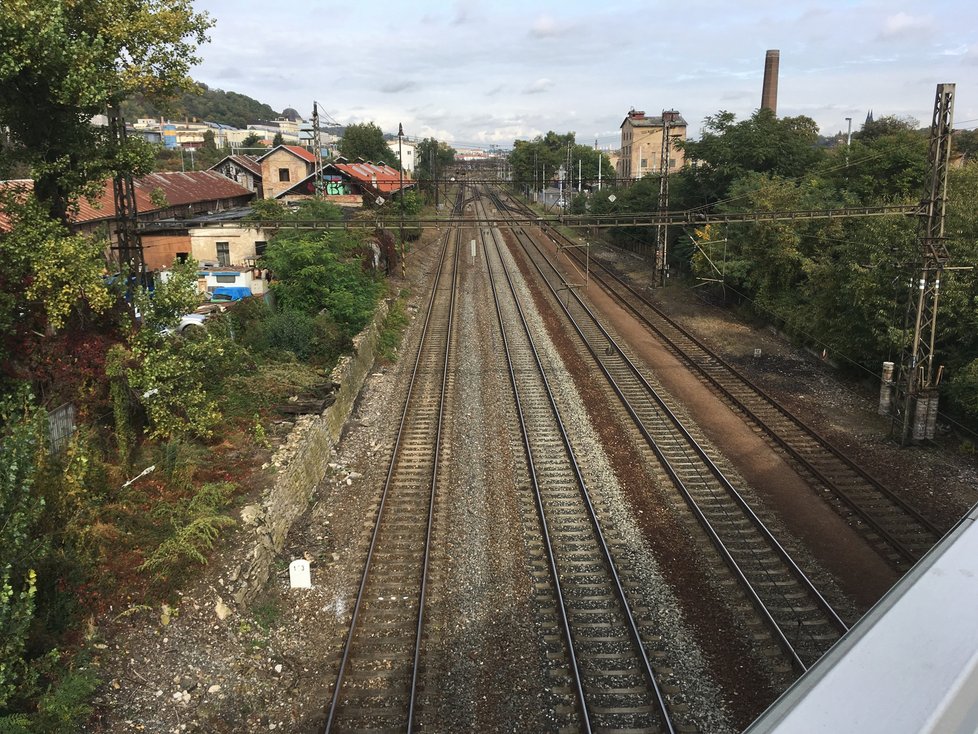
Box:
289;559;312;589
470;238;476;263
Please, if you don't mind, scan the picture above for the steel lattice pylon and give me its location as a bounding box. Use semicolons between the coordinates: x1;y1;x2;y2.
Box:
108;105;143;299
894;83;955;444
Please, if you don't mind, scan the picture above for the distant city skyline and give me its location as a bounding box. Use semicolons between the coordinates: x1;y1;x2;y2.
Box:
191;0;978;147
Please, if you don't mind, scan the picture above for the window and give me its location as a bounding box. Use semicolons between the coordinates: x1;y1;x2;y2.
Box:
215;274;237;283
255;240;267;256
216;242;230;266
176;252;189;263
278;168;290;182
640;158;647;169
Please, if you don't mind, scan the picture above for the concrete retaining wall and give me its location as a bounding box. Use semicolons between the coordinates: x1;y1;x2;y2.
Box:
232;300;389;606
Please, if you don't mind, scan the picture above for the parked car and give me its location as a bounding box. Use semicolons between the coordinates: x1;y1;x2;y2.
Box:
177;313;208;333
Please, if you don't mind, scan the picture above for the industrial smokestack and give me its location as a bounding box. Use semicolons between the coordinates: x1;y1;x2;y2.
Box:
761;49;779;114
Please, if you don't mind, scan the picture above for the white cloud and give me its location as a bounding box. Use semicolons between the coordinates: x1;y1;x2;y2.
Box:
529;14;571;39
523;78;554;95
879;12;934;40
189;0;978;147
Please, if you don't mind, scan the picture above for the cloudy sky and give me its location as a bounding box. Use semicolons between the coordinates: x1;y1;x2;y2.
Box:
191;0;978;149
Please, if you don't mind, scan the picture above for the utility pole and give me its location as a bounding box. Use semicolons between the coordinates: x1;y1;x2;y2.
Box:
312;101;324;197
534;151;538;201
844;116;852;169
398;123;405;278
578;159;582;193
891;83;955;444
598;152;602;191
431;143;439;211
655;113;672;286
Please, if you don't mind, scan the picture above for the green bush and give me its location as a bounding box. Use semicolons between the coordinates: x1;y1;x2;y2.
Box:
242;309;342;362
261;231;383;336
0;394;45;712
138;482;236;582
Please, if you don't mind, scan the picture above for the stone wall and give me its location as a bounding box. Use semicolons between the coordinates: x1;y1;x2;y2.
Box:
232;299;389;606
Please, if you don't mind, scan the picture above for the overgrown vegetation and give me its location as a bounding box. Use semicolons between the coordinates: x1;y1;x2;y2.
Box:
378;297;409;363
0;4;391;729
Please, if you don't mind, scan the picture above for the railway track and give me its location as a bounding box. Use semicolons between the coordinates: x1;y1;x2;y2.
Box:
323;189;465;732
487;188;849;672
479;194;676;733
497;190;943;570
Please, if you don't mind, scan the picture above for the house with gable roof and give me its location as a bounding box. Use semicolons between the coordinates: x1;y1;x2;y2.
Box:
210;154;263;197
265;154;416;207
257;144;317;200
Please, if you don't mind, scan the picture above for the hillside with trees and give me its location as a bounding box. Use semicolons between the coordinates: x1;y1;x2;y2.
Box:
122;82;280;128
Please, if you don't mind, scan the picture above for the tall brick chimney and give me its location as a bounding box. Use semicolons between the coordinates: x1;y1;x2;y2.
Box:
761;49;779;114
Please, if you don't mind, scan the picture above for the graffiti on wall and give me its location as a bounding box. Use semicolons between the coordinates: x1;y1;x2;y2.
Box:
322;177;351;196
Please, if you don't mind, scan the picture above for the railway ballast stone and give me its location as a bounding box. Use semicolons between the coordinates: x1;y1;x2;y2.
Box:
231;299;390;607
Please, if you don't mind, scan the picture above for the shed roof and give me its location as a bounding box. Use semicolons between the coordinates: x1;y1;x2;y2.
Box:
0;172;254;230
210;154;262;177
328;161;412;194
73;171;254;224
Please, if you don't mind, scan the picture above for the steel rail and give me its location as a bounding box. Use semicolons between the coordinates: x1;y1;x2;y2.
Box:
479;202;592;734
505;191;944;564
480;191;676;733
323;188;464;733
491;188;850;668
406;223;460;731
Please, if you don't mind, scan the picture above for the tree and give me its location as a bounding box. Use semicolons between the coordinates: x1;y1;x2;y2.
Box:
241;133;263;149
953;128;978;160
506;131;612;196
676;109;824;206
261;231;383;337
339;122;392;163
0;0;213;224
416;138;456;181
0;189;114;371
193;129;228;170
822;116;928;202
272;132;285;147
415;138;456;204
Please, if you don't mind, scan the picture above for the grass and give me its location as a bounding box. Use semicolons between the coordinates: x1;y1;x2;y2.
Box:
378;296;409;363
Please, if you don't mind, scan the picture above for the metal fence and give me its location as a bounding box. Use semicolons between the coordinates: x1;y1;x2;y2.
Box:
48;402;76;454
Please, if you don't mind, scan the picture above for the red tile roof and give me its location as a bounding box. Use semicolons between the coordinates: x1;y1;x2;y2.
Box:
328;162;413;194
0;179;32;231
1;172;254;230
258;145;316;164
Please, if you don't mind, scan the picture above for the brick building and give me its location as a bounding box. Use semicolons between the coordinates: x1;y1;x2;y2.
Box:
618;109;687;181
